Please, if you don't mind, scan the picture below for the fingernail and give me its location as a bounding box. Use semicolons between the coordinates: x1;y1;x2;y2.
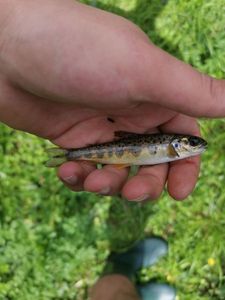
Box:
130;194;149;202
98;187;110;195
63;175;78;185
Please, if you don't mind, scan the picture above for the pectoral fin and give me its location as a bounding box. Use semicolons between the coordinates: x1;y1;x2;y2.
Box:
168;144;180;158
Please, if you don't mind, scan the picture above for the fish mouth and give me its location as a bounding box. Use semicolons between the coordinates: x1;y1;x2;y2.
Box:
199;138;208;149
192;136;207;148
195;139;207;153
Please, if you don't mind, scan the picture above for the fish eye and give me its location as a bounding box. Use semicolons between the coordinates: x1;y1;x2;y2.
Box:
189;137;199;147
174;143;179;148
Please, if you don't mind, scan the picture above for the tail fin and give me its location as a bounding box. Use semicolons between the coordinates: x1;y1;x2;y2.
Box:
45;148;68;167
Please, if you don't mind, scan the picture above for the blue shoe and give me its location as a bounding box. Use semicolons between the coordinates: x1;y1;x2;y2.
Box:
107;237;168;279
105;237;176;300
138;283;176;300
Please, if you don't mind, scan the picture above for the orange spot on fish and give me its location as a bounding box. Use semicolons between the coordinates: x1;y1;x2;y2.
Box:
113;164;130;169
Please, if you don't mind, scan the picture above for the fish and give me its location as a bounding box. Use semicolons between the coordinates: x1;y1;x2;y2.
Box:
45;131;207;168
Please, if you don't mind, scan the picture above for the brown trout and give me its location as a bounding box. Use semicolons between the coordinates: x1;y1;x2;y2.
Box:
45;131;207;168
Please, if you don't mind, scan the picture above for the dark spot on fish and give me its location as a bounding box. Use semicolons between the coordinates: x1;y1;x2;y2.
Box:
115;148;124;157
67;150;82;160
107;148;113;157
97;150;105;159
153;146;158;154
130;147;141;157
83;150;93;158
148;146;157;155
107;117;115;123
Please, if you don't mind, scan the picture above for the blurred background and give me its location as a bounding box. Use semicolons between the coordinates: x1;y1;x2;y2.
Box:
0;0;224;299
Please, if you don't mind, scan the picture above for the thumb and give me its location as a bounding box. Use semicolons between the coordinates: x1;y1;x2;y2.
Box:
132;43;225;118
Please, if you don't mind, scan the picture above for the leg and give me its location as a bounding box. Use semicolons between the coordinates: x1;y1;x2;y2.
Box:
90;274;141;300
90;238;176;300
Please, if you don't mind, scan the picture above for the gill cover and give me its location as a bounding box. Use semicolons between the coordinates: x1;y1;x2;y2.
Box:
169;138;181;157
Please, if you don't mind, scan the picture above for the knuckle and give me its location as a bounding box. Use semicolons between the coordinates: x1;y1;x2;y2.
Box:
201;74;225;116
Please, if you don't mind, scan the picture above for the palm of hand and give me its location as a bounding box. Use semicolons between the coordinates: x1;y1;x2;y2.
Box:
13;95;198;202
49;103;176;147
0;73;200;201
0;58;200;202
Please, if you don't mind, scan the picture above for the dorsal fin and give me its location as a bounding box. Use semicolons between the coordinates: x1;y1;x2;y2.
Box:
114;131;144;139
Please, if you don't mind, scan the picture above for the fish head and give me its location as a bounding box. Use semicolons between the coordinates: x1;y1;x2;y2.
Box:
171;135;207;158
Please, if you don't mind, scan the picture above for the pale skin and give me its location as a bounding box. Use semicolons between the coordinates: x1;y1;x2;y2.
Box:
0;0;225;202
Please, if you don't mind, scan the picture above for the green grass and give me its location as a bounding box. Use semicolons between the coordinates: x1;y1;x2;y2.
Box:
0;0;225;299
142;121;225;300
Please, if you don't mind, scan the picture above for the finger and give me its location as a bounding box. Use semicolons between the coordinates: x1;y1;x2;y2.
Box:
84;165;129;195
160;114;201;200
167;157;200;201
57;161;96;191
121;163;168;201
132;43;225;118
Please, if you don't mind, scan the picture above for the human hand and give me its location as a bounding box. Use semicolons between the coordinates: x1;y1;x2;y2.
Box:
0;0;224;200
